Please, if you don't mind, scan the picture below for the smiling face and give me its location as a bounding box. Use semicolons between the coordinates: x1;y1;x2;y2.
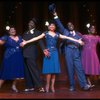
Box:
88;25;96;34
9;27;16;36
28;20;36;30
48;23;56;31
67;22;74;31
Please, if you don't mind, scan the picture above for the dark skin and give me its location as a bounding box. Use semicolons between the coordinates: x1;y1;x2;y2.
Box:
88;25;96;34
67;22;74;31
28;20;36;30
27;20;50;57
85;25;97;88
53;12;75;31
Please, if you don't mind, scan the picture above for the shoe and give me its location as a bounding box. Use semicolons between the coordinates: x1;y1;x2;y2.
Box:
24;88;30;92
24;88;34;92
69;86;75;92
37;87;45;93
82;84;91;91
11;85;19;93
90;84;95;88
45;86;49;93
51;86;55;93
29;88;34;91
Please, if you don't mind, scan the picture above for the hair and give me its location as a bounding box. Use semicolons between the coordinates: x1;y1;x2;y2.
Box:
49;20;56;25
66;21;75;29
29;18;37;24
8;25;18;36
88;25;97;35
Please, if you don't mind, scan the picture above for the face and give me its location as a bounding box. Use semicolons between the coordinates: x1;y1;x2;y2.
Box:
9;27;16;36
28;20;35;30
48;23;56;31
67;22;74;31
89;26;96;34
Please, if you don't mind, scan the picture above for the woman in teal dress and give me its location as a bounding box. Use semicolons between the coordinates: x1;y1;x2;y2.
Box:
20;21;84;93
0;26;24;92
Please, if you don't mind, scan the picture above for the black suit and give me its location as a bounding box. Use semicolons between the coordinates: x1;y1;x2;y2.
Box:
23;29;45;89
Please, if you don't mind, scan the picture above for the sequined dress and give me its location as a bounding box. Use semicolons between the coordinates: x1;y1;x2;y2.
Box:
42;32;61;74
81;35;100;75
0;35;24;80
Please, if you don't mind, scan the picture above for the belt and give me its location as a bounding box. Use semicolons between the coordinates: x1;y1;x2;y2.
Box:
47;47;57;51
66;43;79;48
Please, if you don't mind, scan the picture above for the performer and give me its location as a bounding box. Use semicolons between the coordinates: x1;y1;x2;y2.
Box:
0;26;24;92
48;4;91;91
22;18;49;92
20;21;84;93
81;25;100;87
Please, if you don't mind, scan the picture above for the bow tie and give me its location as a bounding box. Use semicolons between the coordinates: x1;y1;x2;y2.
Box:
29;29;35;34
70;31;76;36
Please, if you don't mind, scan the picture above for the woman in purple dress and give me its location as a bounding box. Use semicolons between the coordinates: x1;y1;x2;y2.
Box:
0;26;24;92
81;25;100;87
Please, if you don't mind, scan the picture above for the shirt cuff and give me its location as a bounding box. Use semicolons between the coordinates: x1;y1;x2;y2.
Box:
54;16;58;19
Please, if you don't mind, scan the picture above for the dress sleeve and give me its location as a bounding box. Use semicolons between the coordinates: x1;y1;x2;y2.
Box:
97;36;100;43
0;35;8;41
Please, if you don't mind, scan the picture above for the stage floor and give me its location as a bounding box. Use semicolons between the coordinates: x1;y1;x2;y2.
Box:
0;79;100;99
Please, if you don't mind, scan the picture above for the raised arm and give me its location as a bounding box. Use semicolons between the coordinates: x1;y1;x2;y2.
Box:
59;34;84;45
53;12;69;36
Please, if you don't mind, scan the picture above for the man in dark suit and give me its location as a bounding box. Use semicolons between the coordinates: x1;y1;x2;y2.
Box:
49;4;91;91
22;18;49;92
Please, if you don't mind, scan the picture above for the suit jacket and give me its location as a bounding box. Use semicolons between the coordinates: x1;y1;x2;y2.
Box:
22;29;45;59
54;18;82;50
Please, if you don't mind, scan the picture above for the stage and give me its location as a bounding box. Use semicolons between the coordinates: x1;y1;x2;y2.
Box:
0;79;100;99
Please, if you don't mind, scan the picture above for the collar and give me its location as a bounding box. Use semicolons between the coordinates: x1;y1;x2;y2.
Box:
70;30;76;36
29;28;35;34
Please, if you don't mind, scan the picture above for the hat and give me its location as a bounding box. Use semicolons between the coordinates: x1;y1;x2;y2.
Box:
48;3;56;13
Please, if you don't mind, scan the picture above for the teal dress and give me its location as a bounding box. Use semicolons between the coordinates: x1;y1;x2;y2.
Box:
42;32;61;74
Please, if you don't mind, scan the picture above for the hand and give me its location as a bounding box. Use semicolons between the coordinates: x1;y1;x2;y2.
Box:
43;49;50;57
20;41;27;47
48;3;56;15
53;12;57;16
78;39;84;45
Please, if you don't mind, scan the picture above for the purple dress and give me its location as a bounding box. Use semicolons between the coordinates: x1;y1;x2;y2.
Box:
81;35;100;75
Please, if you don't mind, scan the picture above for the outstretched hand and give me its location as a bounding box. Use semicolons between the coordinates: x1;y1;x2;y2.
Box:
20;40;27;47
78;38;84;45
